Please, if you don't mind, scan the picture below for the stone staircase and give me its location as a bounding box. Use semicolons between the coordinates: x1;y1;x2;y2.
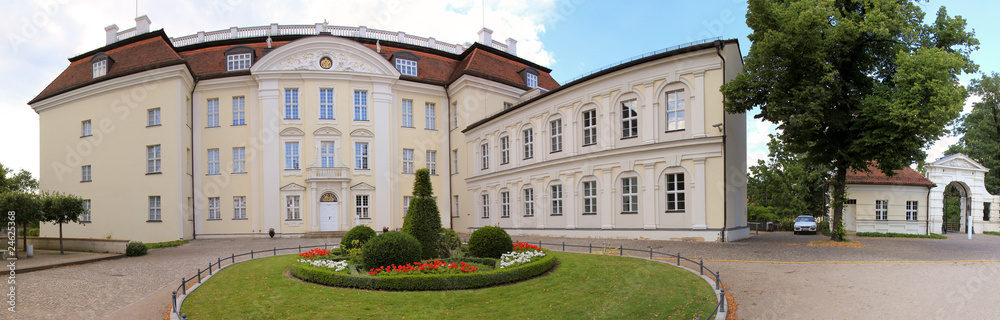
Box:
303;231;347;238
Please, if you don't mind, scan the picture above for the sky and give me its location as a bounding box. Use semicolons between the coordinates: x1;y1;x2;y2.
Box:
1;0;998;180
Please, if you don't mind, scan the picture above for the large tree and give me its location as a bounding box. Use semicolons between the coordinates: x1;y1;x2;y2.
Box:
723;0;978;240
401;168;442;259
946;73;1000;195
748;135;831;219
41;192;87;254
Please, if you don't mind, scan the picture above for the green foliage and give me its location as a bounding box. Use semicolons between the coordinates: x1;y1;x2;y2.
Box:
341;225;377;250
723;1;978;240
468;226;513;259
983;231;1000;236
402;168;442;259
855;232;947;239
126;241;148;256
40;191;86;225
833;221;847;241
747;205;779;222
362;232;422;269
0;163;39;194
947;73;1000;195
146;240;189;249
943;184;963;222
817;220;830;236
291;254;555;291
748;135;830;218
27;228;39;237
437;229;462;258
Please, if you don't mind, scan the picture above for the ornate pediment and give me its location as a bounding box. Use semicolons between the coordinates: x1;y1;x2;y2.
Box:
930;153;989;172
280;127;305;136
314;127;342;136
350;128;374;137
351;182;375;190
280;183;306;191
275;51;382;74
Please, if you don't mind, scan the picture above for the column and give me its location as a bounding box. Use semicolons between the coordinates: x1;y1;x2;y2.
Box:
692;72;707;138
643;83;658;144
692;158;708;229
643;165;657;229
601;170;614;229
258;80;281;233
565;175;576;229
372;82;393;231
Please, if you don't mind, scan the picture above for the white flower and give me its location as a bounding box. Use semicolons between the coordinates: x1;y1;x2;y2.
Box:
298;259;349;271
498;250;545;268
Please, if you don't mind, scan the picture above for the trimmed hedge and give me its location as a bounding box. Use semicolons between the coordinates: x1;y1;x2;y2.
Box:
341;225;377;250
290;252;556;291
126;241;148;256
362;232;422;269
855;232;947;239
468;226;512;259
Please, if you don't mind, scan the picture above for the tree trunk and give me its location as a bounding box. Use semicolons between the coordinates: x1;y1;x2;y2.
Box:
21;223;27;254
59;222;64;254
830;166;848;241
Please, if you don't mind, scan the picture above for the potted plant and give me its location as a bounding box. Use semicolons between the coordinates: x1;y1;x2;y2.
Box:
268;228;275;238
382;226;389;233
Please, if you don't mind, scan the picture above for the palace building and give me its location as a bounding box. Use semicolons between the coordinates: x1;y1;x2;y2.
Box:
30;16;748;243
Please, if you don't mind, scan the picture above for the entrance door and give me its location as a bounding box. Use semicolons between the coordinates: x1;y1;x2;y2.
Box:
320;202;338;231
844;200;857;231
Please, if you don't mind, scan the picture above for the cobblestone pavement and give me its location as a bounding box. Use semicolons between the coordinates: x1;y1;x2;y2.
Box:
16;232;1000;319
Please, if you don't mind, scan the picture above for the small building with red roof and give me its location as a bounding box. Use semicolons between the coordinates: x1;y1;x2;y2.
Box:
834;164;936;234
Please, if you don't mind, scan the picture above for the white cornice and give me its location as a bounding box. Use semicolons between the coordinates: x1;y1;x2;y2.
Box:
448;74;524;98
194;75;257;92
394;80;447;96
31;64;194;113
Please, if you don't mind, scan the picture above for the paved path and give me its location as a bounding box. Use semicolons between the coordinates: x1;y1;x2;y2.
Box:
12;232;1000;319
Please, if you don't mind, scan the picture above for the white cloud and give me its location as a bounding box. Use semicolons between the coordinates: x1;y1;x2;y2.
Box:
745;110;778;171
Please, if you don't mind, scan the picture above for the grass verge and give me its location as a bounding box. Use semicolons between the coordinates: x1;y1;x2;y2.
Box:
146;240;189;249
808;239;863;247
984;231;1000;236
181;252;717;319
855;232;946;239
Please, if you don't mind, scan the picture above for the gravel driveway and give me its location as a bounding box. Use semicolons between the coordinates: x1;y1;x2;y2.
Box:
14;232;1000;319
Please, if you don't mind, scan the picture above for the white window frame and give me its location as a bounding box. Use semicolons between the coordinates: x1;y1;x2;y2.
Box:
425;103;436;130
481;193;490;218
232;96;246;125
354;90;369;121
526;73;538;88
501;191;510;218
583;181;597;214
452;103;458;129
583;109;597;146
207;149;220;175
452;149;459;174
286;195;301;220
523;128;534;159
453;195;459;217
396;58;417;76
285;142;300;170
402;149;414;174
233;196;247;219
401;100;414;127
403;196;412;216
233;147;246;173
226;53;252;71
147;108;161;126
666;90;686;131
208;197;221;220
551;185;563;215
500;136;510;165
356;195;370;219
82;199;91;222
320;142;336;168
550;119;562;153
207;99;220;127
481;143;489;170
621;100;638;139
426;150;437;175
622;177;638;213
665;173;685;211
355;142;369;170
524;188;534;217
147;145;161;174
92;59;107;78
148;196;161;221
876;200;888;221
81;165;91;182
906;201;918;221
284;89;299;120
82;120;92;137
319;88;335;120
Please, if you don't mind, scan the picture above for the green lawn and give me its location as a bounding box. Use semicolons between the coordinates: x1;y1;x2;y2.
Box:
181;252;717;319
855;232;947;239
147;240;189;249
984;231;1000;236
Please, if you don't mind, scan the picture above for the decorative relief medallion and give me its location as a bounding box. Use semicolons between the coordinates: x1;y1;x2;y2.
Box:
319;56;333;69
320;192;338;202
947;160;974;169
277;50;380;74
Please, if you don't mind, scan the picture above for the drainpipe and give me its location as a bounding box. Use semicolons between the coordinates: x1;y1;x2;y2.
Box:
445;84;453;231
715;40;727;242
190;76;199;240
926;185;931;235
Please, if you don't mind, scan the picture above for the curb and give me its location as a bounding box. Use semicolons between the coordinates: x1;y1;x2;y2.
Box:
14;254;128;274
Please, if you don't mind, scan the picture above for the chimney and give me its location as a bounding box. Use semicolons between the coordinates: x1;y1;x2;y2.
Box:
135;15;151;34
105;24;119;44
505;38;517;55
477;28;493;45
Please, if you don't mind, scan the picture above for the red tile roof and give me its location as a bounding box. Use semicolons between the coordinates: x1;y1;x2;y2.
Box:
845;164;936;187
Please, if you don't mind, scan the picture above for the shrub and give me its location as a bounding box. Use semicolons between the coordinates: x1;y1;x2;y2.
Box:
27;228;39;237
817;220;830;236
146;240;189;249
468;226;512;259
747;205;779;222
126;241;148;256
437;229;462;258
362;232;422;270
402;169;442;259
341;225;377;250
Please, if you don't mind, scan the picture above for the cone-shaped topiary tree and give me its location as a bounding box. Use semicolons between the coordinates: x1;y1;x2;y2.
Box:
402;168;442;259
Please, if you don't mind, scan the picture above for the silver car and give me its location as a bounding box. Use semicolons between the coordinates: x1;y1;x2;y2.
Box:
793;215;817;235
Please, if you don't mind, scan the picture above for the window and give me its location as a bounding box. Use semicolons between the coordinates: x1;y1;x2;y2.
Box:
401;100;414;127
481;194;490;218
666;90;685;131
622;177;638;213
500;136;510;165
207;149;220;175
875;200;888;220
501;191;510;218
481;143;489;170
207;99;220;127
426;150;437;175
227;53;252;71
354;90;368;121
985;202;992;222
233;147;246;173
233;196;246;219
453;196;460;217
147;145;161;174
286;195;301;220
92;59;107;78
452;103;459;129
147;108;161;126
621;100;638;138
452;149;459;174
906;201;918;221
81;165;91;182
148;196;161;221
523;128;534;159
356;195;370;219
81;120;92;137
551;185;563;215
396;58;417;76
320;142;336;168
81;200;91;222
402;149;414;174
526;73;538;88
665;173;685;211
318;89;334;120
583;110;597;146
583;181;597;214
208;197;220;220
284;89;299;120
550;119;562;153
425;103;436;130
285;142;299;170
403;196;412;216
355;142;369;169
232;97;246;125
524;188;534;216
503;102;513;110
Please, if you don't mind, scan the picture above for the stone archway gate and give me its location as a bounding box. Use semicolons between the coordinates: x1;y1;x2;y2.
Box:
926;154;1000;236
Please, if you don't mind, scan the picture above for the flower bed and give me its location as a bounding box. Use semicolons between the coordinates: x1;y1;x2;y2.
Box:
368;259;480;276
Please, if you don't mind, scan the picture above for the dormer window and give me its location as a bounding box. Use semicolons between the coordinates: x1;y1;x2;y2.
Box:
224;46;255;71
526;73;538;88
390;51;420;77
90;52;112;78
518;67;540;89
